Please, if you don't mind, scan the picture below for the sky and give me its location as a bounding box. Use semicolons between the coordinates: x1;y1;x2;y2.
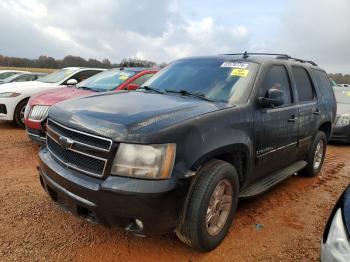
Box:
0;0;349;73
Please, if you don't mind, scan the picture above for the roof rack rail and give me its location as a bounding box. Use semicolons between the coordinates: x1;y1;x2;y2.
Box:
221;52;318;66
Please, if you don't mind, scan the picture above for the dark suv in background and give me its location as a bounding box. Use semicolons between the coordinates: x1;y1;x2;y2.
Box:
37;53;336;251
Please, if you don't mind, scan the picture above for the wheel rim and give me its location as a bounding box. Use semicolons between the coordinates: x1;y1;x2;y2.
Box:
313;139;324;170
206;179;233;236
20;105;26;124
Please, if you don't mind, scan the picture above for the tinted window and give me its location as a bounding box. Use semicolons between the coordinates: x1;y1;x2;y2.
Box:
311;69;334;101
77;69;136;92
69;70;102;83
292;67;314;102
262;65;292;104
130;73;155;86
143;59;259;104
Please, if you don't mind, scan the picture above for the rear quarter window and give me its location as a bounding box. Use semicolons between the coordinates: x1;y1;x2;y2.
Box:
310;69;334;102
292;66;315;102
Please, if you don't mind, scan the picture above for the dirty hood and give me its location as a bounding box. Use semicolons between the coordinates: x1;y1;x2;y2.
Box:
49;91;226;141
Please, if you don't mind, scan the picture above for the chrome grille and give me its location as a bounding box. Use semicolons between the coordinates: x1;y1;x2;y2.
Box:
48;119;112;151
46;118;112;177
29;105;50;121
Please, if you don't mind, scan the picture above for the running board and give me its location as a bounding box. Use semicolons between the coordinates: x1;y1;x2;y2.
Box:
239;160;307;199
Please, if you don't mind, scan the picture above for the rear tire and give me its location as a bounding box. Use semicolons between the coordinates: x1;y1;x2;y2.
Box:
14;99;28;128
302;131;327;177
176;159;239;251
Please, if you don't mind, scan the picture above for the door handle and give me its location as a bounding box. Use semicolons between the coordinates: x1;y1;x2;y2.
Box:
288;115;298;122
313;109;320;115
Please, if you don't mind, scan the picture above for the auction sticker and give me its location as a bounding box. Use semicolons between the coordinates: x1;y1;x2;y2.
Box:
221;62;248;68
231;68;249;77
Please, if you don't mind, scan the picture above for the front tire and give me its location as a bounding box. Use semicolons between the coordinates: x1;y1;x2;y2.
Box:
176;159;239;251
14;99;28;128
302;131;327;177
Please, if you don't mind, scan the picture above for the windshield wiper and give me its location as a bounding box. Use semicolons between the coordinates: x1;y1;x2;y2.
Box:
165;89;215;102
140;85;164;94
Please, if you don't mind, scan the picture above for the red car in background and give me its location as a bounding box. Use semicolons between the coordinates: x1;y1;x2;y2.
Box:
24;67;158;144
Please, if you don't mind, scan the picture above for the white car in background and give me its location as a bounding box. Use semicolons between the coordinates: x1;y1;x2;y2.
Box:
0;67;105;127
0;70;30;80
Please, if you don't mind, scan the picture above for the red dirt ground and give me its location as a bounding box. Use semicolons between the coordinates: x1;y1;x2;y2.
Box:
0;121;349;261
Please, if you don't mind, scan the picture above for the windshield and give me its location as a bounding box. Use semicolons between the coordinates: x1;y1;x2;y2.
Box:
334;87;350;104
76;69;136;92
141;58;258;104
38;68;78;83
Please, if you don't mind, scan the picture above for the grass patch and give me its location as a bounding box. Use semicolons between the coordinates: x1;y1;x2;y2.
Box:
0;66;55;73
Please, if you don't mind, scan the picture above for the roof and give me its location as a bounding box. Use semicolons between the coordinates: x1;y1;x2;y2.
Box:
62;67;106;71
180;52;323;70
0;70;30;73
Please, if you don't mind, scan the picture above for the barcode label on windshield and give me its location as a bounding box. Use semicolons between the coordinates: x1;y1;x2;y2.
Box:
221;62;248;69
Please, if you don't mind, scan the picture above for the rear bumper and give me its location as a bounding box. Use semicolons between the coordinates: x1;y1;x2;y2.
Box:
330;125;350;143
38;147;190;234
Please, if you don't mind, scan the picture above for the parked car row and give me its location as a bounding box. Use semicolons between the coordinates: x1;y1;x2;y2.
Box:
24;67;157;144
0;67;105;127
0;53;349;254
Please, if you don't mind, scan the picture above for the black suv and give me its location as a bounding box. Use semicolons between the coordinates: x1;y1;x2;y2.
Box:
38;53;336;251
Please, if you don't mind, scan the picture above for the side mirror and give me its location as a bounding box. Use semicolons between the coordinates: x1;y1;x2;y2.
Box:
126;83;140;90
257;88;285;108
67;79;78;86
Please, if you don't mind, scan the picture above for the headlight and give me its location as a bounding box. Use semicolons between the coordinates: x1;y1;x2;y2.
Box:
336;114;350;127
28;105;50;121
0;92;21;98
111;143;176;179
322;209;350;261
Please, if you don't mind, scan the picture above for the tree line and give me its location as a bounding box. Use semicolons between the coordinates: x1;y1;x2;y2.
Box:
328;73;350;85
0;54;159;69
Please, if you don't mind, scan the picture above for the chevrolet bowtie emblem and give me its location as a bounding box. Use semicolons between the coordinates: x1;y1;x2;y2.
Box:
58;136;74;150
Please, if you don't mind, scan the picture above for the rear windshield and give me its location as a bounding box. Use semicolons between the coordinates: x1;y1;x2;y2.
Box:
334;87;350;104
77;69;136;92
142;58;258;104
38;68;78;83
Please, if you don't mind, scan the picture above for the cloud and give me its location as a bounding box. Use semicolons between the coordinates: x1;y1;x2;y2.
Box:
0;0;250;63
0;0;349;73
269;0;350;73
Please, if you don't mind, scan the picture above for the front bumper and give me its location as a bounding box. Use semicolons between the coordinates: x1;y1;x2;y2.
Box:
38;147;189;234
330;125;350;143
0;98;16;121
26;124;46;146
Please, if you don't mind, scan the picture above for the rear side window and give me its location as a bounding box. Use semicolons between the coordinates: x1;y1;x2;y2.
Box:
262;65;292;104
292;67;314;102
71;70;102;83
311;70;332;92
311;69;336;104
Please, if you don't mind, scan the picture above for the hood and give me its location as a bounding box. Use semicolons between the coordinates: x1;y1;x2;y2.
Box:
49;91;226;141
337;102;350;116
30;87;94;106
0;80;56;92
